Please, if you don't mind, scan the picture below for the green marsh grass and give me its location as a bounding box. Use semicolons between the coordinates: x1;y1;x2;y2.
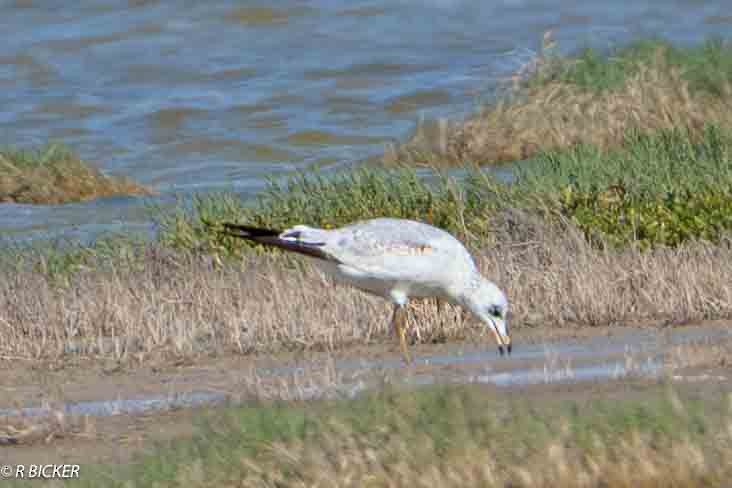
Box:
23;384;730;487
530;37;732;95
161;125;732;254
513;125;732;247
514;125;732;197
157;168;506;256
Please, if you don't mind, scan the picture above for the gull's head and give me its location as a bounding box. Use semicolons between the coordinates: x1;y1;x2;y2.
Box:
461;277;511;356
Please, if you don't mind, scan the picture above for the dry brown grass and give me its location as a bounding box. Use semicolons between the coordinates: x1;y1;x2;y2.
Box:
0;410;90;446
145;382;732;488
2;213;732;362
386;45;732;167
664;337;732;372
227;426;725;488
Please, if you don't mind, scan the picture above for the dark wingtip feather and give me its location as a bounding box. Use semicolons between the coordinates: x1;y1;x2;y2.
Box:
218;222;338;263
220;222;282;238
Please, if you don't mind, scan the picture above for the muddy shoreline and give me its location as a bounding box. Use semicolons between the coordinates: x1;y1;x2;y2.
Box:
2;321;730;467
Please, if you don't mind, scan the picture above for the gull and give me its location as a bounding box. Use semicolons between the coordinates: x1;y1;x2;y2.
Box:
220;218;511;363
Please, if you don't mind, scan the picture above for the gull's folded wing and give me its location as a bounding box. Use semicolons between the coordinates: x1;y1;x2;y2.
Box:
220;222;340;263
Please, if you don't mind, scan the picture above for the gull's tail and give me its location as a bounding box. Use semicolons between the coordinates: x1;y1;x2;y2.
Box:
219;222;337;262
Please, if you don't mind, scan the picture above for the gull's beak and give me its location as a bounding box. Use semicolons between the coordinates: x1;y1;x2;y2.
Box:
489;317;512;356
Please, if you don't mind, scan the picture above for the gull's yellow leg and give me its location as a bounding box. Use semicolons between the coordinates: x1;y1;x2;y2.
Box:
435;298;444;315
391;305;411;364
435;298;452;330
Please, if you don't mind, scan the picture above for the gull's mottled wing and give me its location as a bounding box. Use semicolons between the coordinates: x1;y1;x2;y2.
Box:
221;218;476;288
320;218;475;284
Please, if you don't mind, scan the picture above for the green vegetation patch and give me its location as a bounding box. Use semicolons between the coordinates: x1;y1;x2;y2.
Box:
557;185;732;249
531;37;732;96
0;143;152;204
516;125;732;197
156;168;505;256
47;384;729;488
517;125;732;248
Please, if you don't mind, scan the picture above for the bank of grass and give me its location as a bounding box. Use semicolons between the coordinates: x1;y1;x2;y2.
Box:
386;37;732;166
3;206;732;361
0;143;152;204
161;125;732;253
26;384;730;487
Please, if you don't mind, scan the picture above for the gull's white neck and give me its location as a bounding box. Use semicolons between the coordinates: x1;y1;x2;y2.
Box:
453;270;505;315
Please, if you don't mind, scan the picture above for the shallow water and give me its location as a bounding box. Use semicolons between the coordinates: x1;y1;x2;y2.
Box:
0;360;661;418
2;324;727;420
1;1;731;241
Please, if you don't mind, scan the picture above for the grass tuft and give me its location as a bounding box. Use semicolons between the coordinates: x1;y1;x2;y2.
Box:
0;143;152;204
386;37;732;167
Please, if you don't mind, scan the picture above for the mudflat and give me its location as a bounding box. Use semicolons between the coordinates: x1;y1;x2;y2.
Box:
2;321;730;468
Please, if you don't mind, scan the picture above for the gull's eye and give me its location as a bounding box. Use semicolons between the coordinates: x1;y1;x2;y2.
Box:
487;305;502;318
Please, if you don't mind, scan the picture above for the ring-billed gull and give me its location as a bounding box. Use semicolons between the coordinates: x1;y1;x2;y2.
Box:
220;218;511;362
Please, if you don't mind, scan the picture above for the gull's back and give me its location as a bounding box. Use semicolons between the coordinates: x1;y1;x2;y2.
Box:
307;218;478;300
